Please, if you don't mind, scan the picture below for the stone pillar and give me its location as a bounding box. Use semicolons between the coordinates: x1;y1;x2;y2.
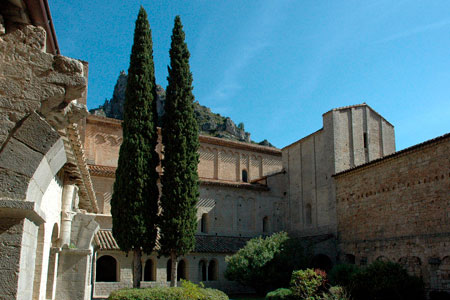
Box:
55;249;93;300
60;184;78;247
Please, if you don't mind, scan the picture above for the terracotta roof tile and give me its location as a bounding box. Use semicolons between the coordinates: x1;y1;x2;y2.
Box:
94;230;250;253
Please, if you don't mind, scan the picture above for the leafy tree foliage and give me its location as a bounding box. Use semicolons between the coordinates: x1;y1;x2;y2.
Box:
350;261;425;300
225;232;310;295
159;16;199;287
110;6;159;288
328;263;360;288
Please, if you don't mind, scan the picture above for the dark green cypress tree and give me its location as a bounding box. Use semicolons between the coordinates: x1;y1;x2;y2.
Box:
159;16;199;287
110;7;159;289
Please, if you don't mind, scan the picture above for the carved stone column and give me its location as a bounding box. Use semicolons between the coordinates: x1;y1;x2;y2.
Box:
60;183;78;247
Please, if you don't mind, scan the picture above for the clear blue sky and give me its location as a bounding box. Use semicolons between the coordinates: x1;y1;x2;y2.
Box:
51;0;450;150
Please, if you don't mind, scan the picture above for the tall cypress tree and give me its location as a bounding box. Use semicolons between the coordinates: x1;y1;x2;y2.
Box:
159;16;199;287
110;7;159;289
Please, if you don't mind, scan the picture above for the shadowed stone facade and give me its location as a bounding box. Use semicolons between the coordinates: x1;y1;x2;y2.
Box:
0;1;448;299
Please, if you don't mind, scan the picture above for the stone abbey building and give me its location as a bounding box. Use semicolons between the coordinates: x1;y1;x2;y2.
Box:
0;1;449;299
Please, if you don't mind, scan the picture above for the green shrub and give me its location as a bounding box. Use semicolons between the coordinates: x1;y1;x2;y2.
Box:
265;288;293;300
107;280;229;300
350;261;425;300
290;269;328;299
225;232;310;295
328;264;360;288
322;286;352;300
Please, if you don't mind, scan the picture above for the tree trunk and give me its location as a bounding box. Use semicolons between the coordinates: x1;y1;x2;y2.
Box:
132;248;142;288
170;251;178;287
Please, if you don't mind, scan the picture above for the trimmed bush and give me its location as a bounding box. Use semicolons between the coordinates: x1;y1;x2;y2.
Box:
265;288;293;300
350;261;425;300
290;269;328;299
225;232;310;295
108;281;228;300
328;264;360;288
322;286;352;300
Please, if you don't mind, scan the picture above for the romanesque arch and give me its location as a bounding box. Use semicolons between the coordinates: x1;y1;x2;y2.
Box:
398;256;422;278
208;259;218;281
96;255;118;282
312;254;333;272
177;259;188;281
143;259;156;281
198;260;207;281
166;259;172;282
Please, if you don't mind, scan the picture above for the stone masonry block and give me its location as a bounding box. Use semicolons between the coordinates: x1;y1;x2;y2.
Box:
45;138;66;175
13;112;60;155
0;168;30;200
0;137;43;178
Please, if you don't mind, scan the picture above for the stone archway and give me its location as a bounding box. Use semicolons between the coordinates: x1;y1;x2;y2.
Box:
0;23;87;300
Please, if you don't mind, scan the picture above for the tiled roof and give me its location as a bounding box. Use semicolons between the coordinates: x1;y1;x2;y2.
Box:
88;165;116;177
200;178;269;191
194;235;250;253
94;230;250;253
94;230;120;250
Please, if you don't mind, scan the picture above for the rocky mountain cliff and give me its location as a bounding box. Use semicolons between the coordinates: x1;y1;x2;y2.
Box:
90;72;273;146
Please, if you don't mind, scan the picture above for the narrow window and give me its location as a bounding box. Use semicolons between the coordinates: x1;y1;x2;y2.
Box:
242;169;248;182
363;132;368;149
144;259;156;281
208;260;218;281
305;203;312;225
201;213;208;233
177;259;187;281
96;255;117;282
263;216;269;233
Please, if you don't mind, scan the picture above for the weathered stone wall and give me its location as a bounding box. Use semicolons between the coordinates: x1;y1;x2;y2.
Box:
0;23;89;300
283;104;395;239
335;135;450;292
84;115;283;182
198;143;282;182
198;178;286;237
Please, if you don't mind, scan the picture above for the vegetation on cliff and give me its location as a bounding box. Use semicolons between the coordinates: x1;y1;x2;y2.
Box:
91;75;274;146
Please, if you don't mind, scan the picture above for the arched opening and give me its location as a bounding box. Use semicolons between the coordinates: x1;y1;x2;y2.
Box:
201;213;208;233
177;259;187;281
32;224;45;299
198;260;207;281
344;254;356;265
263;216;269;233
376;256;390;262
305;203;312;225
242;169;248;182
167;259;172;282
46;223;59;299
208;260;218;281
96;255;118;282
143;259;156;281
311;254;333;272
399;256;422;278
